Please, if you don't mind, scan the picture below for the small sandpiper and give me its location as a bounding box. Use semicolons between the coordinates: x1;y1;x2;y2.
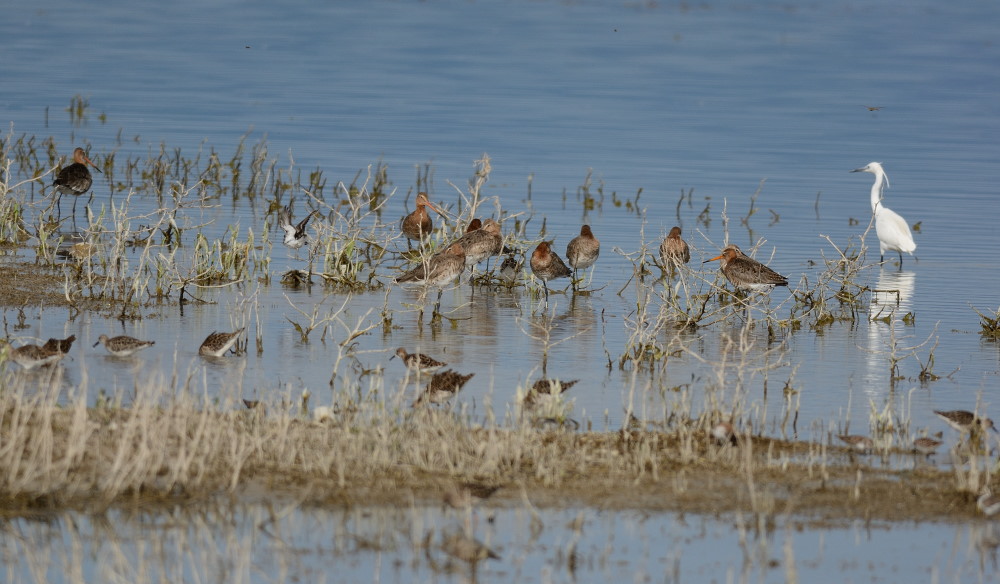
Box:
711;421;737;446
93;334;155;357
392;347;446;374
934;410;996;433
1;341;65;370
837;434;874;453
278;205;319;250
199;328;245;357
912;436;943;457
42;335;76;355
523;378;579;405
413;369;474;406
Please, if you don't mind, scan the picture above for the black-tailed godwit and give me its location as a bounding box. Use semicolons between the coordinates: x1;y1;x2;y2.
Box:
660;226;690;266
401;192;444;246
530;241;572;302
565;225;599;290
53;147;101;218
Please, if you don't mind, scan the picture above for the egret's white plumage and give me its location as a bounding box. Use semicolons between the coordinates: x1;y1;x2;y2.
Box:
852;162;916;265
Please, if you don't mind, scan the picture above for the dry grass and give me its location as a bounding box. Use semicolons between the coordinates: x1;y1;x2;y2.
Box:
0;370;991;524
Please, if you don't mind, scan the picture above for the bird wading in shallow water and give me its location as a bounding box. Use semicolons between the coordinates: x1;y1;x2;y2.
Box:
852;162;916;266
401;192;445;247
53;147;101;219
530;241;572;303
660;226;690;268
396;243;467;316
565;225;599;291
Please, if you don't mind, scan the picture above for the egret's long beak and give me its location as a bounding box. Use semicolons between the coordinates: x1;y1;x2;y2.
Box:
850;168;864;173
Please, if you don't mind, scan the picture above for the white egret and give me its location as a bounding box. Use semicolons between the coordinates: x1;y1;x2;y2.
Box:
852;162;916;265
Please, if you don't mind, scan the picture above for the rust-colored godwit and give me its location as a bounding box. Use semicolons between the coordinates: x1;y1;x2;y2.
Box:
465;218;482;233
392;347;446;374
396;242;467;314
199;328;245;357
530;241;572;302
93;334;155;357
565;225;599;290
278;205;319;250
53;147;101;217
401;192;445;246
660;226;690;266
704;244;788;293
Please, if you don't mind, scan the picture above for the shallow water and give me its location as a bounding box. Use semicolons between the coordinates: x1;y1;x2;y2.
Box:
3;502;999;583
2;0;1000;580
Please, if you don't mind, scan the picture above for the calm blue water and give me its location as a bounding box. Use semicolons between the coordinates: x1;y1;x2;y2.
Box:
2;0;1000;581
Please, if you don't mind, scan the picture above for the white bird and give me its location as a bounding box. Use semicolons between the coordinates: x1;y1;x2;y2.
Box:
852;162;916;265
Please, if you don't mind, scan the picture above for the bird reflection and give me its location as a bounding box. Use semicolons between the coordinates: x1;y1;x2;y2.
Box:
865;269;916;394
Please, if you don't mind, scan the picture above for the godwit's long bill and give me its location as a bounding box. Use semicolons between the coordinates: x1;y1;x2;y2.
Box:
530;241;572;302
565;225;599;290
53;147;101;218
401;192;445;246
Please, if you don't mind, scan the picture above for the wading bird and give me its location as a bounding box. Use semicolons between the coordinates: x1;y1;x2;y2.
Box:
660;226;690;267
53;147;101;219
278;206;319;250
396;243;467;315
852;162;916;265
565;225;599;290
401;192;445;246
530;241;572;302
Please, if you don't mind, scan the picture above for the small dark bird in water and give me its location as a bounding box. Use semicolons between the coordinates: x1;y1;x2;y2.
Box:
53;147;101;218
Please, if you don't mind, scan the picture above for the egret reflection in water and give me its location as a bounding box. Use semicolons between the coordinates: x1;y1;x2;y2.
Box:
865;269;916;394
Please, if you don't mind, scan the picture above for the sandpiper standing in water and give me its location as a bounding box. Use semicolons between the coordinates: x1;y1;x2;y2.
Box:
530;241;572;302
392;347;447;374
93;334;155;357
565;225;599;291
53;147;101;219
199;328;245;357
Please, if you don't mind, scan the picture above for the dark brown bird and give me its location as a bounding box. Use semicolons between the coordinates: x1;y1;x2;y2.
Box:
53;147;101;217
401;192;445;245
42;335;76;354
413;369;475;406
704;244;788;292
465;218;482;233
660;226;690;266
530;241;572;302
565;225;599;290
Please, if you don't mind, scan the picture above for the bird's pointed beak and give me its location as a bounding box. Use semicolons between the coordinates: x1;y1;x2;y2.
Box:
86;157;102;173
703;254;724;264
850;168;864;173
424;200;446;217
92;340;100;348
